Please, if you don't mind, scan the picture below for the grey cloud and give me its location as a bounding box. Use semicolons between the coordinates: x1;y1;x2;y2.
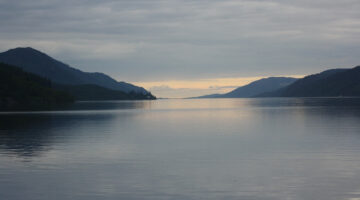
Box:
0;0;359;81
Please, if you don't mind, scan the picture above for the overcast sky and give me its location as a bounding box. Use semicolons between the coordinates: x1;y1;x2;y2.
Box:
0;0;359;97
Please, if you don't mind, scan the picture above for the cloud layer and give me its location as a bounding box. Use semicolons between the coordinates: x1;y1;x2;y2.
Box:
0;0;359;83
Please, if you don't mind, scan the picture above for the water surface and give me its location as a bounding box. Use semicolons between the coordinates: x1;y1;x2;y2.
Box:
1;98;360;200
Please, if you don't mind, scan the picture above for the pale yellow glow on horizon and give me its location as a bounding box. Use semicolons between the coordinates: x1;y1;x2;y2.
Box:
133;75;305;98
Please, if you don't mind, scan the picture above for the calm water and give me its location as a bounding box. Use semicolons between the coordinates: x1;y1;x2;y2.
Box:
1;98;360;200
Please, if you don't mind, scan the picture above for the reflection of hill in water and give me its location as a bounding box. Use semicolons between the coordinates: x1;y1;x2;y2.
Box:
0;101;150;158
237;97;360;121
1;99;360;159
242;97;360;107
65;100;153;111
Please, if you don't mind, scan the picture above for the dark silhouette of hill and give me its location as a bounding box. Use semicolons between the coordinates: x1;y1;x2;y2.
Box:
258;67;360;97
0;62;74;110
196;77;297;98
0;47;151;95
54;84;155;101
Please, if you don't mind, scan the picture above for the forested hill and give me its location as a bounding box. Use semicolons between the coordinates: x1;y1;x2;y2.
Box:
259;67;360;97
0;47;152;95
0;62;74;110
195;77;297;98
54;84;156;101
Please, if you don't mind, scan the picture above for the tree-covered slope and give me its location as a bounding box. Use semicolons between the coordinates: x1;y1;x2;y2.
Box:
259;67;360;97
0;62;74;110
0;47;150;94
196;77;297;98
55;84;156;101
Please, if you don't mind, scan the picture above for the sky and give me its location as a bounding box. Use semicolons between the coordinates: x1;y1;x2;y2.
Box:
0;0;359;98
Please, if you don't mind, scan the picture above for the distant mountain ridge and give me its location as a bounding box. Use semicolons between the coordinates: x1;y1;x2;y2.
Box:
259;67;360;97
0;47;149;94
196;77;298;98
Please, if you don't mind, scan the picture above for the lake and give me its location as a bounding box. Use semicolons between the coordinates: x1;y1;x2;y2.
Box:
1;98;360;200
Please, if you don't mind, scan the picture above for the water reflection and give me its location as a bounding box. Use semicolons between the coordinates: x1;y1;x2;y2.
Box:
234;97;360;107
0;114;116;158
1;98;360;200
1;98;360;159
0;101;151;158
65;100;153;111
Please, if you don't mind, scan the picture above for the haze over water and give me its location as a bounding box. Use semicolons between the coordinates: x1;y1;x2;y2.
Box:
1;98;360;200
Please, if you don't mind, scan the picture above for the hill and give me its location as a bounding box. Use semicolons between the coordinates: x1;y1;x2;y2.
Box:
0;62;74;110
54;84;156;101
259;67;360;97
0;47;151;95
196;77;297;98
